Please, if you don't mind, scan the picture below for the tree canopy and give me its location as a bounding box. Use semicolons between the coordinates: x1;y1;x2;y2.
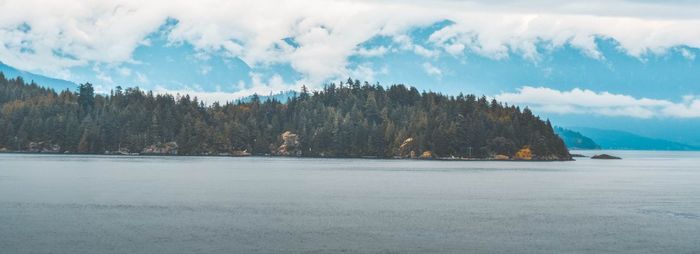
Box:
0;74;570;160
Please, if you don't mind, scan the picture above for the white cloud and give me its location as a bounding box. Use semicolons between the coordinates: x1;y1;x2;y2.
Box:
199;65;212;75
679;48;696;61
355;46;389;57
414;45;439;58
422;62;442;77
496;86;700;119
0;0;167;77
117;67;132;77
1;0;700;88
346;63;387;82
393;35;441;58
135;72;149;84
662;95;700;118
444;42;466;56
153;72;298;104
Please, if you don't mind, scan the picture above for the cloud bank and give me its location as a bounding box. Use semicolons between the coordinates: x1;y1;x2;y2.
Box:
2;0;700;87
496;87;700;119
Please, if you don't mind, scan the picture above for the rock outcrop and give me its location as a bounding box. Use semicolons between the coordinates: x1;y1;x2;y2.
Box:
142;141;178;155
398;138;417;158
514;146;532;160
276;131;302;156
419;151;434;159
27;142;61;153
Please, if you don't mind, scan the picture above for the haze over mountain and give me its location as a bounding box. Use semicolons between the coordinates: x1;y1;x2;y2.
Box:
0;62;75;92
554;127;601;150
570;127;699;151
1;0;699;146
555;126;698;151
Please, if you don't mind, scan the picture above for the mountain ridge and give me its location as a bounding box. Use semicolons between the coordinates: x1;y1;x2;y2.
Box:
554;127;601;150
0;62;76;91
569;127;699;151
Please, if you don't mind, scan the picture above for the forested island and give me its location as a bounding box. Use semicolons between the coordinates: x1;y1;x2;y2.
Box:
0;73;571;160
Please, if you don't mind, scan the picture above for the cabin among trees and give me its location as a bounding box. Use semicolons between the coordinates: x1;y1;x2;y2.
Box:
0;74;570;160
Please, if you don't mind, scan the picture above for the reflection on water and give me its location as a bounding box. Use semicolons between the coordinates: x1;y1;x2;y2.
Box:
1;151;699;253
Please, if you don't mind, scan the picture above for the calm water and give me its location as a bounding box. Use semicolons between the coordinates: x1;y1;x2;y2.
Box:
1;151;699;253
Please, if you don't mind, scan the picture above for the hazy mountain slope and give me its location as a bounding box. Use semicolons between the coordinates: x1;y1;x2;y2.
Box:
573;127;699;151
554;127;601;150
0;62;76;92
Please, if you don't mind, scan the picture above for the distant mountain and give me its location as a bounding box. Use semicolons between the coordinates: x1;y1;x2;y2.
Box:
554;127;601;150
572;127;699;151
0;62;76;92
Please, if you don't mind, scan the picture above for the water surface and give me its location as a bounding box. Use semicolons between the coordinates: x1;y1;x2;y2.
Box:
1;151;699;253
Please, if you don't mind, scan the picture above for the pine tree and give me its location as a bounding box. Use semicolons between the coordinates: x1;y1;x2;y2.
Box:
0;73;570;159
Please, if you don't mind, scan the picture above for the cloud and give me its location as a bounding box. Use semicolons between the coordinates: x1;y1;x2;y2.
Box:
678;48;696;61
0;0;167;78
496;86;700;119
414;45;439;58
393;35;441;58
427;12;700;61
117;67;132;77
199;65;212;75
355;46;389;57
346;63;387;82
153;72;299;104
2;0;700;87
422;62;442;77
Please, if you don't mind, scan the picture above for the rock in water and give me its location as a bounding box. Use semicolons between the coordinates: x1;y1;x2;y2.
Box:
591;154;621;160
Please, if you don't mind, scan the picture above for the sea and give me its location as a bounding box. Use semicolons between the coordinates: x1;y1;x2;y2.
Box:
1;151;699;253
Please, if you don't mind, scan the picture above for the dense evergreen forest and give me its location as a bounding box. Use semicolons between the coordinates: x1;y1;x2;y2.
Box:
0;73;571;160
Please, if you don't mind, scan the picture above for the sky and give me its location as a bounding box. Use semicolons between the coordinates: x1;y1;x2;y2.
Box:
1;0;699;144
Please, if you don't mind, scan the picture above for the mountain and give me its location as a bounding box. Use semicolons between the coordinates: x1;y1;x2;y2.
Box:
0;62;76;92
572;127;699;151
554;127;601;150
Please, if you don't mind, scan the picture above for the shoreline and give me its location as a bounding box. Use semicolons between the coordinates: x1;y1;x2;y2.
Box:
0;151;574;162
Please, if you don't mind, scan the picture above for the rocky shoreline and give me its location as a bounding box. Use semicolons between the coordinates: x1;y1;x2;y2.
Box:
0;133;573;161
0;150;573;161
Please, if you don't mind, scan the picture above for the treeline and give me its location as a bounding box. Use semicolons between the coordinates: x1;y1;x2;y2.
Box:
0;73;570;160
